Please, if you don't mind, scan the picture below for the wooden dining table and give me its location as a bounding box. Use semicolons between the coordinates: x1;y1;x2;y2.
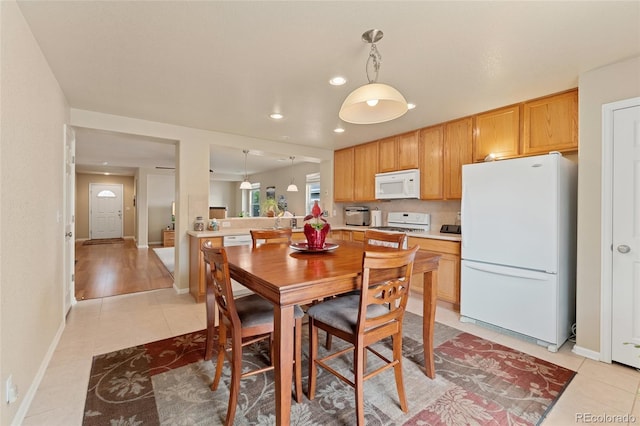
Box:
223;238;440;426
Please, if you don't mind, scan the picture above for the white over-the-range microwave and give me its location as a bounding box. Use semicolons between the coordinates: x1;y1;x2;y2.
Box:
374;169;420;200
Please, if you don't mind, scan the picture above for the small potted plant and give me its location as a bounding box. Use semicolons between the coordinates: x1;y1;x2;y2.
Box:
303;201;330;249
261;198;280;217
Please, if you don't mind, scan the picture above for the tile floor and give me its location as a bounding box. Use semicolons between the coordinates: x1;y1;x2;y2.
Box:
22;289;640;425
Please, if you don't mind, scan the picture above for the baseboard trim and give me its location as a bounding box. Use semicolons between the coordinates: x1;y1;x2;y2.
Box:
572;344;601;361
173;284;189;295
12;320;65;425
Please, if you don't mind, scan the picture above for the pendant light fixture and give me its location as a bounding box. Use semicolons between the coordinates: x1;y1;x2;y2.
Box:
239;149;252;190
339;29;408;125
286;156;298;192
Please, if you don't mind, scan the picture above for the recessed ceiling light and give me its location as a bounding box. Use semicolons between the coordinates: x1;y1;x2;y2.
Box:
329;76;347;86
270;113;284;120
407;103;416;110
334;127;345;133
102;161;109;165
104;172;110;176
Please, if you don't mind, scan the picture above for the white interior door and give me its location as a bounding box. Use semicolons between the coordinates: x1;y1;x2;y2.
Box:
611;103;640;369
90;183;123;239
63;125;76;314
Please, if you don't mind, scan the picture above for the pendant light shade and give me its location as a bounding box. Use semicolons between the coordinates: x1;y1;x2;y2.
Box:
286;156;298;192
339;29;408;125
240;149;252;190
339;83;407;124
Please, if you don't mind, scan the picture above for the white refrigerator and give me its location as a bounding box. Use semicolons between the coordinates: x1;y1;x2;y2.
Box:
460;153;577;351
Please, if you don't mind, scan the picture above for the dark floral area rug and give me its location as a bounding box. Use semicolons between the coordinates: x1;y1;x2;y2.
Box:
83;313;575;425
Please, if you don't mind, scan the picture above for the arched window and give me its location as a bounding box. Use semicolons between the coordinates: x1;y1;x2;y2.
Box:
97;190;116;198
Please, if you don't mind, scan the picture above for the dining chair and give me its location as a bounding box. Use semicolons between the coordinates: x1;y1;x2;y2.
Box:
325;228;407;350
201;244;304;425
250;228;293;248
307;245;420;426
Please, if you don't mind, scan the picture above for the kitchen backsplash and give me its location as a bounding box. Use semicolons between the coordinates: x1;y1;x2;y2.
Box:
332;199;461;231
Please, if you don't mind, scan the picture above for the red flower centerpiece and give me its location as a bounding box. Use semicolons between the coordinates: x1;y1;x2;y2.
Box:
303;201;330;250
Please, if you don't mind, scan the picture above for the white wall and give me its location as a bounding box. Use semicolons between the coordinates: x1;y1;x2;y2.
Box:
0;2;70;424
248;162;321;216
575;56;640;354
148;173;175;244
209;180;238;217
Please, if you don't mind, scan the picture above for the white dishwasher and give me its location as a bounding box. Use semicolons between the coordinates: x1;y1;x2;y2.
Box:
223;235;253;297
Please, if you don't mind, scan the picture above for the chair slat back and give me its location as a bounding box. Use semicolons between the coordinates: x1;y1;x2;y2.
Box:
250;228;293;248
363;229;406;250
201;244;240;329
357;245;419;333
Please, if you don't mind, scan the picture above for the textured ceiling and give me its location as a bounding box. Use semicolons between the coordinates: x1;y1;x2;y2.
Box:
17;1;640;176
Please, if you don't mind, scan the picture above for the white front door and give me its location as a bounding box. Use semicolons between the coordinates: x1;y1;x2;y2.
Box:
611;102;640;369
90;183;123;239
63;125;76;314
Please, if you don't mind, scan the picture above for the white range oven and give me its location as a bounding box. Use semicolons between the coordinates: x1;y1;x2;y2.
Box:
370;211;431;248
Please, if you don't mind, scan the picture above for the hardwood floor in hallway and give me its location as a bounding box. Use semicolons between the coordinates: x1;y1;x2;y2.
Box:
74;238;174;300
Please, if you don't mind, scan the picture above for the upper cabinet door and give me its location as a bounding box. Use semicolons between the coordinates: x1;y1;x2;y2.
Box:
473;105;521;162
444;117;473;200
378;131;419;173
397;130;420;170
419;125;444;200
334;147;354;202
354;142;379;201
522;89;578;155
378;136;397;173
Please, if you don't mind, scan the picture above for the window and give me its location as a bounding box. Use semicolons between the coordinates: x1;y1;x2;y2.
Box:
250;184;260;217
97;190;116;198
306;173;320;215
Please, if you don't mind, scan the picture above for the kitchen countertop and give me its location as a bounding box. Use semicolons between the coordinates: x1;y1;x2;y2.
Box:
187;225;461;242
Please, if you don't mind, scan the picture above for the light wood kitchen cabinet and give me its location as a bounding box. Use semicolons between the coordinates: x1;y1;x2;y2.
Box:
408;237;461;308
333;147;354;202
378;131;420;172
330;229;352;241
291;231;306;242
353;142;378;201
522;89;578;155
351;230;365;242
443;117;473;199
397;131;420;170
189;235;223;302
419;125;444;200
473;104;521;162
378;136;397;173
162;229;175;247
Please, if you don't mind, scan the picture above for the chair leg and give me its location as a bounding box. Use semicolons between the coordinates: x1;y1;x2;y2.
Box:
307;318;318;400
225;332;243;426
204;289;217;361
294;317;303;403
354;343;366;426
211;322;226;391
392;334;408;412
325;332;333;350
204;325;216;361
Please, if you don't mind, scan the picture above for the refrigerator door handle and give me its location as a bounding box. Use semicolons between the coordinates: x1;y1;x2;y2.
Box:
465;262;549;281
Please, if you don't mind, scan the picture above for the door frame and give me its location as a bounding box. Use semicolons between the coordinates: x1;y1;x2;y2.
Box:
600;96;640;363
63;124;77;314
